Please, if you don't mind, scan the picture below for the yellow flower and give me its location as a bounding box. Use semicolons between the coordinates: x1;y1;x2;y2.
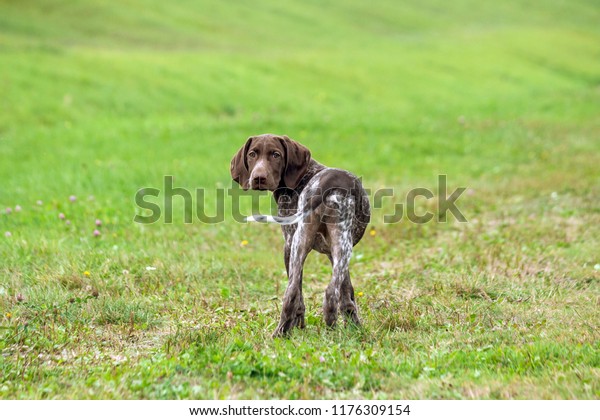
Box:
240;240;249;247
83;271;90;277
357;292;364;297
369;228;376;237
5;312;11;319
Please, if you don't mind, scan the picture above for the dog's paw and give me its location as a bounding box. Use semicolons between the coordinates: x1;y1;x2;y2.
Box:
272;309;305;338
342;301;361;326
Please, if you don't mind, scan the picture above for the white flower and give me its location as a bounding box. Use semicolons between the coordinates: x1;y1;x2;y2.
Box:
145;266;157;271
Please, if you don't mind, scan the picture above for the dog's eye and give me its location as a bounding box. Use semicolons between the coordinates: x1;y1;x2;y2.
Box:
248;151;257;159
272;151;282;158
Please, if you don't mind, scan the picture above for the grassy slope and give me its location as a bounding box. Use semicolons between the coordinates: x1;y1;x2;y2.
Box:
0;0;599;398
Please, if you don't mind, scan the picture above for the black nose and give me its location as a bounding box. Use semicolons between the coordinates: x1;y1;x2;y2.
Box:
252;176;267;188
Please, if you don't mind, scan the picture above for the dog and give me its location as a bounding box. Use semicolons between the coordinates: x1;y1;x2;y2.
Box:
230;134;370;337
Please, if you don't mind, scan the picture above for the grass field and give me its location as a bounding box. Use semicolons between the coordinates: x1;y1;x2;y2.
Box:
1;0;599;399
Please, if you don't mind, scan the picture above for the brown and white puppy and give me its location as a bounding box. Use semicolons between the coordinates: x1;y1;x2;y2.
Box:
231;134;370;337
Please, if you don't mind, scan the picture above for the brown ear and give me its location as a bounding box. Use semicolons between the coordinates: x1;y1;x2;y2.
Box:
277;135;311;189
230;137;254;190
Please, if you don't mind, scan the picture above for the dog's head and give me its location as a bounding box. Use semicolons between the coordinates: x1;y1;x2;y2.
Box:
230;134;311;191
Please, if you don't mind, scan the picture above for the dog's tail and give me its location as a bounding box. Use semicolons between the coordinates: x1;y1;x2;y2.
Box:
245;212;305;225
245;195;325;225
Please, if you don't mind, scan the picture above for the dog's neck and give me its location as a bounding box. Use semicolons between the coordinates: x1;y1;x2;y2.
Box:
274;159;325;199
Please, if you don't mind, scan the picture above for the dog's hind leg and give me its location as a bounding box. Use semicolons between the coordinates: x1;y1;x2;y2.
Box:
273;219;318;337
323;196;359;327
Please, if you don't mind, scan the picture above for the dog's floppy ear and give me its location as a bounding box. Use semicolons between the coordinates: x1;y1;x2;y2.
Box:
277;135;311;189
230;137;254;190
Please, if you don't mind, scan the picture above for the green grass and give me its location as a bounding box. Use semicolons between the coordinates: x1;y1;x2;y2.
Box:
1;0;599;399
